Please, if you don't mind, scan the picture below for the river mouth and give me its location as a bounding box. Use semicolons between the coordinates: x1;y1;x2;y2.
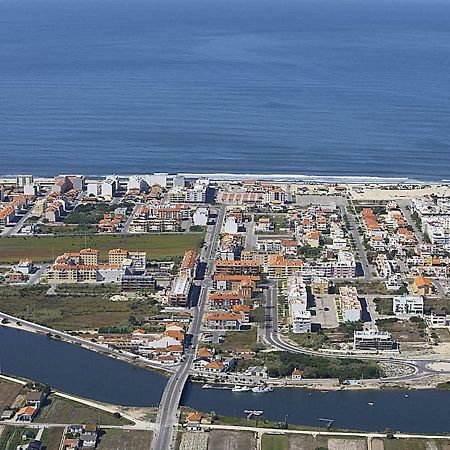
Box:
1;326;450;434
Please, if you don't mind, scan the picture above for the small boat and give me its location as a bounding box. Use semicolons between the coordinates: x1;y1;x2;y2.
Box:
202;384;212;389
404;394;409;398
368;402;374;406
232;385;251;392
251;385;273;393
244;410;264;416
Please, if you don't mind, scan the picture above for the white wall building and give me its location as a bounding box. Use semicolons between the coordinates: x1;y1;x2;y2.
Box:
393;295;424;316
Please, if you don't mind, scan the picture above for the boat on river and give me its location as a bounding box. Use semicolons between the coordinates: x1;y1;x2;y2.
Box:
232;385;251;392
251;385;274;393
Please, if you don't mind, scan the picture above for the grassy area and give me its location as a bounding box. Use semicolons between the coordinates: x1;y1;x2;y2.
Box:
220;328;258;352
263;351;383;380
36;395;132;425
97;429;153;450
0;285;160;330
287;332;328;351
0;233;204;263
262;434;288;450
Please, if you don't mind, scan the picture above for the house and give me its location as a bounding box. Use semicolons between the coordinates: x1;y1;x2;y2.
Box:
203;361;224;373
16;406;37;422
79;432;97;448
426;310;448;328
205;313;242;330
62;438;80;449
25;391;45;409
291;368;304;380
412;277;434;296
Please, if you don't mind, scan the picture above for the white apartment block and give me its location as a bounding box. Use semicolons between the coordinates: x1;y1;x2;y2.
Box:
339;286;361;322
393;295;424;316
101;175;119;199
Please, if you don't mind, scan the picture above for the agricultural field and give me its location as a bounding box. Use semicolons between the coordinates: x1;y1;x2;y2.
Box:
97;429;153;450
0;426;30;450
36;396;131;425
207;430;256;450
0;285;161;330
0;232;204;263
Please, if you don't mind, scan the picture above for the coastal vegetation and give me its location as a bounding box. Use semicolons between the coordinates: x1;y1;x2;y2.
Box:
263;351;383;381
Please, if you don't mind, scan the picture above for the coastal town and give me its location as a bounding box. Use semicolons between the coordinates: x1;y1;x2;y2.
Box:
1;173;450;449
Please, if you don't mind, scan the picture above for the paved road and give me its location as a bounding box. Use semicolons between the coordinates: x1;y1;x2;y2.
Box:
27;263;51;285
122;203;141;234
397;199;424;244
151;205;226;450
260;282;450;381
245;215;256;250
339;203;374;280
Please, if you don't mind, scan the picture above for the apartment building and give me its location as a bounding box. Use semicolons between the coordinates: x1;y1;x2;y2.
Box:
393;295;424;316
354;330;398;351
339;286;361;322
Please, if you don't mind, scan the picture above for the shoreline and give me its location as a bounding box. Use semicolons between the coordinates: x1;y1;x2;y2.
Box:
2;172;450;184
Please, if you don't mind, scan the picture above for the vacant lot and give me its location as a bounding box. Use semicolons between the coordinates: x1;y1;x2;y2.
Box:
41;427;64;450
383;439;450;450
207;430;255;450
261;434;367;450
36;396;131;425
0;285;160;330
0;233;203;263
377;318;427;343
0;381;22;414
97;429;153;450
220;328;258;352
373;297;394;315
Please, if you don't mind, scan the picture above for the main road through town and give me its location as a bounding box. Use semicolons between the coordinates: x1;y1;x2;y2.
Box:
151;205;226;450
260;281;450;381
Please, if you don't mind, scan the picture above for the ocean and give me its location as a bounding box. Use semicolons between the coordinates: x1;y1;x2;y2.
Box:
0;0;449;180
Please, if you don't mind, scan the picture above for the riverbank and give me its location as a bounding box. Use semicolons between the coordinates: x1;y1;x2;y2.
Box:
3;318;450;393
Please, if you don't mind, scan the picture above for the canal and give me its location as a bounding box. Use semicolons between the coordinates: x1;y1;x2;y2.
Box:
1;327;450;433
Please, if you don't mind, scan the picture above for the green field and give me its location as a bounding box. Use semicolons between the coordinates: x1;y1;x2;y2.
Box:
0;233;204;263
261;434;288;450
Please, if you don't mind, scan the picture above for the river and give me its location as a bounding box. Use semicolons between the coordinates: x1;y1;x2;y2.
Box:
1;327;450;433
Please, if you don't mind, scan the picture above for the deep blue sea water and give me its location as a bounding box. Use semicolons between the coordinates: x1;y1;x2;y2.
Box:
0;0;449;179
